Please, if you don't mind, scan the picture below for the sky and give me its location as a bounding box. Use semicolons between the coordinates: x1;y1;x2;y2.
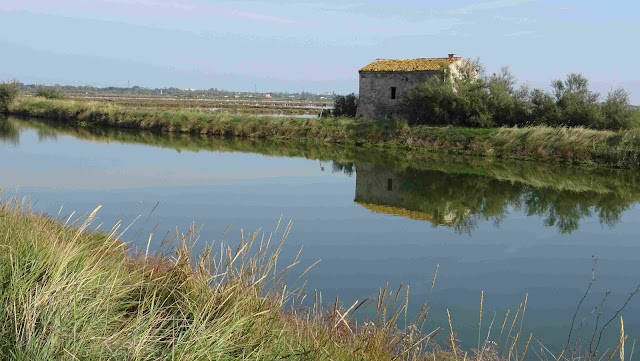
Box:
0;0;639;102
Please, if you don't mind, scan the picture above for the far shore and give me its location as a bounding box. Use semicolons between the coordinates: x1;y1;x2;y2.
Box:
8;96;640;169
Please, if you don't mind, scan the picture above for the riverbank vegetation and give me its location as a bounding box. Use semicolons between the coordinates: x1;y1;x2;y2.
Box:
7;97;640;168
6;116;640;236
404;64;640;130
0;195;443;360
0;81;19;113
0;192;635;360
7;116;640;196
35;85;66;99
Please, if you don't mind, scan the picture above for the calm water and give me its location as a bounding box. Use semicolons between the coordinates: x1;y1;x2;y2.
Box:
1;116;639;351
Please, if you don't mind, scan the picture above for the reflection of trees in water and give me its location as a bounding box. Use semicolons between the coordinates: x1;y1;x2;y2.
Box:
517;188;631;234
0;119;19;146
332;161;355;177
5;116;636;234
354;163;634;234
37;129;58;142
0;118;58;145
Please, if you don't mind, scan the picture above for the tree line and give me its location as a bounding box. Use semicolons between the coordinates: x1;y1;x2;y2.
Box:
331;60;639;131
402;60;640;130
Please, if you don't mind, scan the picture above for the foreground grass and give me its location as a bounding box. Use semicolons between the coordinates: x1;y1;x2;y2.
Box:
0;194;634;360
9;97;640;168
0;195;454;360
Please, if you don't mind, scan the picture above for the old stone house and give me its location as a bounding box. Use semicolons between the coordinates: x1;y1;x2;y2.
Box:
356;54;467;120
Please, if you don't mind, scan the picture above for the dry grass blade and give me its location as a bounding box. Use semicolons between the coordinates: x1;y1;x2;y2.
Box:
621;317;625;361
522;333;533;361
479;290;484;354
448;309;458;361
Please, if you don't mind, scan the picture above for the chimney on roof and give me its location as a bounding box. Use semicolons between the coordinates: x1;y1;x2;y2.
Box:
448;53;457;59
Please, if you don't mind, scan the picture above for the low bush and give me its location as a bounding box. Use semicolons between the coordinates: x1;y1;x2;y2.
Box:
35;86;66;99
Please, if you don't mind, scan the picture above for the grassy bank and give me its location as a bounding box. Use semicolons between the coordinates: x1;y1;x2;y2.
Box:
8;115;640;235
9;97;640;168
0;195;454;360
8;115;640;198
0;192;635;360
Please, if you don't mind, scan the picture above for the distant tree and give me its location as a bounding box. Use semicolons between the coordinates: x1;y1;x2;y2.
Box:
36;86;65;99
551;74;603;127
529;88;561;126
598;87;637;130
333;93;358;117
552;73;600;104
0;80;19;113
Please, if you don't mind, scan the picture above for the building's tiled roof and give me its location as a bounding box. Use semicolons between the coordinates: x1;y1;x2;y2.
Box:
356;202;436;222
359;57;460;72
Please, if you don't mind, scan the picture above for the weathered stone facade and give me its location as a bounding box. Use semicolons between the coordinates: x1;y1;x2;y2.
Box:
356;70;440;120
356;55;465;120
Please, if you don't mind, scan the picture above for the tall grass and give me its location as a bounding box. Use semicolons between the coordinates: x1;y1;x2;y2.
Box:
0;194;449;360
0;193;636;360
9;97;640;168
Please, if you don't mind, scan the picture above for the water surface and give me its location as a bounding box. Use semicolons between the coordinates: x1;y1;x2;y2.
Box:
1;116;639;352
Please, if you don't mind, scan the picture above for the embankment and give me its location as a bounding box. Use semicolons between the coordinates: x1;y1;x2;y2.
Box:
9;97;640;168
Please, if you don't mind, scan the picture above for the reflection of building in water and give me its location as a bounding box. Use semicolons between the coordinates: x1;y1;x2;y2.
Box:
351;161;635;234
354;162;469;227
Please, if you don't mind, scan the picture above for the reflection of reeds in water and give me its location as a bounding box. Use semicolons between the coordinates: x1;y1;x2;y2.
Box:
9;115;640;235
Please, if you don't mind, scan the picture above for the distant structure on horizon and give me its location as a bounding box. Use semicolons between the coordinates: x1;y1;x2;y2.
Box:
356;54;468;120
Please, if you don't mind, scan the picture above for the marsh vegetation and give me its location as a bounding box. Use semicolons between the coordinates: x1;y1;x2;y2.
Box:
404;63;640;130
8;96;640;168
1;195;636;360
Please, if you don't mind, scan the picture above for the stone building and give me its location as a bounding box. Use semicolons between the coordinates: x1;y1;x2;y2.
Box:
356;54;466;120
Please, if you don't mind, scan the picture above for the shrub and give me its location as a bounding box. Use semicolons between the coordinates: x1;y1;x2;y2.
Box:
402;62;636;131
403;75;460;126
36;86;66;99
0;81;19;113
529;89;561;126
333;93;358;117
598;88;637;130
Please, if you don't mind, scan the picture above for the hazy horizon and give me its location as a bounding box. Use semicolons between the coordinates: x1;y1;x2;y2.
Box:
1;1;639;102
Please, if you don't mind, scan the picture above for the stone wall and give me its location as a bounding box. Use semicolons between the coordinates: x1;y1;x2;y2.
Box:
356;70;439;120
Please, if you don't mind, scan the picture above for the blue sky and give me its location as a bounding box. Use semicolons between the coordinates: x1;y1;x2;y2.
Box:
1;0;639;102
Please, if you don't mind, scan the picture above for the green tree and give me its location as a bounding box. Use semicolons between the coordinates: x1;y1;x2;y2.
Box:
35;86;65;99
529;88;561;126
598;88;637;130
0;81;19;113
333;93;358;117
